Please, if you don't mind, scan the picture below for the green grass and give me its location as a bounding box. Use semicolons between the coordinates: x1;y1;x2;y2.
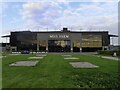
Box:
2;54;120;88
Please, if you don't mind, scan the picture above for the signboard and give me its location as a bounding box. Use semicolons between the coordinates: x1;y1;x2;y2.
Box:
49;35;69;38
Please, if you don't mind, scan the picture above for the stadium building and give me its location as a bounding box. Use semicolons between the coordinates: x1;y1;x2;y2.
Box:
2;28;117;52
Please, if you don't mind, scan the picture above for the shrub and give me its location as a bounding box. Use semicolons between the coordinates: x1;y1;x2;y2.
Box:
73;72;120;88
97;50;120;56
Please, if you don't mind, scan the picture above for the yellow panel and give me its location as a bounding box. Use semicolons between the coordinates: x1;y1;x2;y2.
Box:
82;34;102;48
73;41;80;48
39;40;47;47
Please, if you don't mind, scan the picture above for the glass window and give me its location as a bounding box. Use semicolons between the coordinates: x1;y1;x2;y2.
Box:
82;34;102;47
73;41;80;48
39;40;47;47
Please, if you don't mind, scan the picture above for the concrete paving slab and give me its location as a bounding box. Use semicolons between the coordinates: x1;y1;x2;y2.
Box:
62;55;71;57
9;61;39;66
28;57;43;59
0;56;6;58
101;56;119;61
70;62;99;68
9;54;20;55
12;52;21;54
64;57;79;60
36;54;47;57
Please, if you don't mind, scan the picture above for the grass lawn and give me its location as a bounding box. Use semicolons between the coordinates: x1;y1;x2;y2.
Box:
2;53;120;88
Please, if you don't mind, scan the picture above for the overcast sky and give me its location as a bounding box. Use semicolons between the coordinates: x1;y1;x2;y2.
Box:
0;0;119;45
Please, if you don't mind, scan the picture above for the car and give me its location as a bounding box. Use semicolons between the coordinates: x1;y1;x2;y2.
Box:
21;50;30;54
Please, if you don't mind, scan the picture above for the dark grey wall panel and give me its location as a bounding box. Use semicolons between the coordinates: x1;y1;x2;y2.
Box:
37;32;82;41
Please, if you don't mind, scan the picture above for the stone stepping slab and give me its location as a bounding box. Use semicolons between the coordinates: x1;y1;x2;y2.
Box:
9;54;20;55
9;61;39;66
70;62;99;68
62;55;71;57
28;57;43;59
0;56;6;58
36;54;47;57
64;57;79;60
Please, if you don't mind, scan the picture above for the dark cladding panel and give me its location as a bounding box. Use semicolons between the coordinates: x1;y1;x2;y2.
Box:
16;31;37;43
70;33;82;40
10;32;18;46
10;31;37;51
102;32;109;46
37;33;70;40
37;33;48;40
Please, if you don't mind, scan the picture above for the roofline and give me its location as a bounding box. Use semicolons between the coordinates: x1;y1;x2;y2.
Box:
10;30;109;33
1;35;11;38
108;34;119;37
2;31;110;38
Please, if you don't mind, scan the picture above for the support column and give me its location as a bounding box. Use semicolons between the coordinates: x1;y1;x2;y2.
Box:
46;40;48;52
107;46;109;50
80;34;82;52
37;41;39;51
71;40;73;52
102;46;104;50
80;47;82;52
37;34;39;52
102;46;109;50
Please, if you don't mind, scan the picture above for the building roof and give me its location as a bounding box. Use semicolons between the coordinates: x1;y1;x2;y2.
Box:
108;34;119;37
1;28;118;37
6;27;109;33
1;30;112;38
2;35;11;37
10;30;109;33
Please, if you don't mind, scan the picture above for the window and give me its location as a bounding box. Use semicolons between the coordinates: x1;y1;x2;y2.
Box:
82;34;102;47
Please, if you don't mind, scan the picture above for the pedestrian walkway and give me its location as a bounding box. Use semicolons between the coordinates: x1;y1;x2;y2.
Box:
101;56;119;61
80;52;119;61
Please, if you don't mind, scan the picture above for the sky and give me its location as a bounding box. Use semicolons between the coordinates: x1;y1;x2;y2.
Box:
0;0;119;45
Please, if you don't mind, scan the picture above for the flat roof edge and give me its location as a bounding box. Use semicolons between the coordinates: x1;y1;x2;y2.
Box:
109;34;119;37
10;30;109;33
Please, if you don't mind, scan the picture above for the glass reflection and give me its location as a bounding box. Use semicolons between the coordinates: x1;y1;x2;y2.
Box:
48;40;71;52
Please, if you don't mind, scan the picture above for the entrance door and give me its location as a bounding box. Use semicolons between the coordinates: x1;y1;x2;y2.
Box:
48;40;71;52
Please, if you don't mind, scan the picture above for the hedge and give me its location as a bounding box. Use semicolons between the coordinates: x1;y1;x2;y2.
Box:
97;50;120;56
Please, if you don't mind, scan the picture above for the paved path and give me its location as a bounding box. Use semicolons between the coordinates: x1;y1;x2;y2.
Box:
80;52;119;61
101;56;119;61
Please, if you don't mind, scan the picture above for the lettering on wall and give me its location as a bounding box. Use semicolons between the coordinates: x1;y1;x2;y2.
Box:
49;35;69;38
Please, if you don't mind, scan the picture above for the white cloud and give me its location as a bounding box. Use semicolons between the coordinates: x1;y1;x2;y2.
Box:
54;2;118;30
76;4;103;12
23;2;45;10
21;2;118;32
21;2;62;29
